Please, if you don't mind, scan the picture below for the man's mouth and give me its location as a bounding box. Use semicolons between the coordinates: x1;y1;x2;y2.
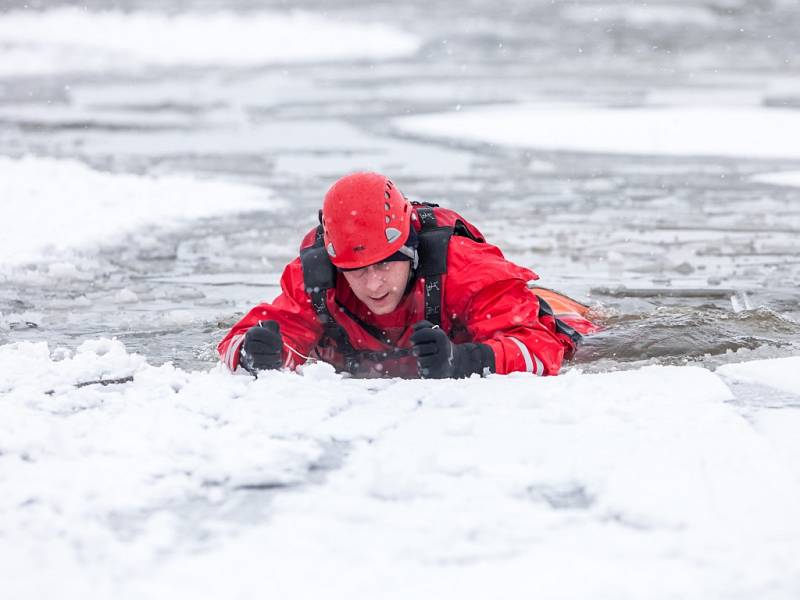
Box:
370;292;389;303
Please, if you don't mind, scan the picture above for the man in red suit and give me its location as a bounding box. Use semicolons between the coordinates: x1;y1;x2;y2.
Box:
218;172;593;378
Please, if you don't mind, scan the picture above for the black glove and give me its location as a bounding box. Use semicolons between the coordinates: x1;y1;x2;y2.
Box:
410;320;495;379
240;321;283;375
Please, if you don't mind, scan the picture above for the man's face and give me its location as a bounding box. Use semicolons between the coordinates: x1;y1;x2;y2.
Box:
341;260;411;315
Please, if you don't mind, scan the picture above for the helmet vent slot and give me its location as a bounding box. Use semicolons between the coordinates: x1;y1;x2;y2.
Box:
385;227;402;243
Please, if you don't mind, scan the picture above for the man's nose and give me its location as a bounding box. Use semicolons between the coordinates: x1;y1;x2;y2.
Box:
364;268;385;291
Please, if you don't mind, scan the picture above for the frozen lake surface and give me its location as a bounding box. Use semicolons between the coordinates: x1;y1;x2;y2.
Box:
1;1;799;598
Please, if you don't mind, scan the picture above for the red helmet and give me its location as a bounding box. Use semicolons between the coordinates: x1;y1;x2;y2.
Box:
322;172;412;269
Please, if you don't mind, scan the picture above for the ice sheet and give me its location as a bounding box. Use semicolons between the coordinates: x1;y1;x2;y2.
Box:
562;3;718;27
749;409;800;486
752;171;800;188
0;8;420;76
3;341;800;599
717;356;800;396
0;156;279;267
396;105;800;159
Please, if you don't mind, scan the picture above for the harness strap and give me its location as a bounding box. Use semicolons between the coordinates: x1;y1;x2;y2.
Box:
414;205;451;327
299;225;363;372
357;347;414;363
537;296;583;346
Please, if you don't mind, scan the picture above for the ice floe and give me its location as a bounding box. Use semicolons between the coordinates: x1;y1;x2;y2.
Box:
0;156;278;267
752;171;800;188
396;105;800;159
718;356;800;396
2;340;800;598
0;8;420;77
562;3;719;27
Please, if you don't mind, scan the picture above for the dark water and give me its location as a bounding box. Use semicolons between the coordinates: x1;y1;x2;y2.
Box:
1;0;799;371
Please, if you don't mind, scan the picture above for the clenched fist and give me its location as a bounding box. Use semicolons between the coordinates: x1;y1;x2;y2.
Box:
410;320;494;379
240;321;283;374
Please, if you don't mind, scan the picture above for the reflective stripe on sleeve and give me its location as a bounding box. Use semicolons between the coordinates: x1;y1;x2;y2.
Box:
224;333;245;370
508;336;544;376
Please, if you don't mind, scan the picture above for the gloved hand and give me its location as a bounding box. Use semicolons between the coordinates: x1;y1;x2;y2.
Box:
410;320;495;379
240;321;283;375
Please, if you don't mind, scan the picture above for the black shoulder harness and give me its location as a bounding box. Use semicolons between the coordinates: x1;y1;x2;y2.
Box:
298;212;361;372
413;204;454;326
299;204;455;372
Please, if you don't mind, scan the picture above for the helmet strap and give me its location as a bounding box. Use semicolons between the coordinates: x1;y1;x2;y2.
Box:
398;245;419;270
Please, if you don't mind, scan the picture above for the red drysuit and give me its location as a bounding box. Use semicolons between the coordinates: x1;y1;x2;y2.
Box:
218;206;580;378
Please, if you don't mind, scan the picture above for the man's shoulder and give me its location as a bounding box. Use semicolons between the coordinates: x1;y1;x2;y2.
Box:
446;234;502;267
299;225;320;251
445;236;537;284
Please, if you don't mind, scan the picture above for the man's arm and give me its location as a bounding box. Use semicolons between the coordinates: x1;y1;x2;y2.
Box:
445;240;575;376
217;258;323;372
465;279;575;375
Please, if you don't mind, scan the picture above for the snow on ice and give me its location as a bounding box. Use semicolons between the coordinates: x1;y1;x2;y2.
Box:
2;340;800;598
0;156;279;268
396;105;800;159
718;356;800;397
0;8;420;77
753;171;800;188
562;3;719;27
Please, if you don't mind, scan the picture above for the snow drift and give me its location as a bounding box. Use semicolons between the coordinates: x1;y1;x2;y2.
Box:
753;171;800;188
0;156;278;268
2;340;800;599
396;105;800;159
0;8;421;77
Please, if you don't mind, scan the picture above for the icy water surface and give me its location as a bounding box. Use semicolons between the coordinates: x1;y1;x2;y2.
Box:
1;0;799;373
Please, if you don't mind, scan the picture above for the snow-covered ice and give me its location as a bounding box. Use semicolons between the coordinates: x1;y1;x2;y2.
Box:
0;156;279;268
717;356;800;396
2;340;800;598
753;171;800;188
562;3;719;27
718;358;800;497
0;8;420;76
396;105;800;159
